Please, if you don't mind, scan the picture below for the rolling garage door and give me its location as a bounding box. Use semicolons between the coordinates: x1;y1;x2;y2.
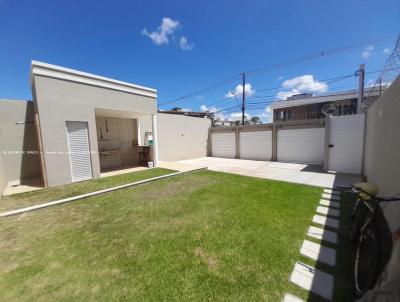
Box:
240;131;272;160
211;132;235;158
277;128;325;164
66;121;93;182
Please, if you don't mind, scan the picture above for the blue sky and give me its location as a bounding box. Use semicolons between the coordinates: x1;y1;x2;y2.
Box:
0;0;399;121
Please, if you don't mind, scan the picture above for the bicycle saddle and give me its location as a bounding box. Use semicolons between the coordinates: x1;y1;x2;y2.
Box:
353;182;378;200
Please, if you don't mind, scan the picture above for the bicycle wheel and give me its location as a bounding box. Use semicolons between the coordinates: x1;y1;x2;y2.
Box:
349;200;367;241
354;225;380;296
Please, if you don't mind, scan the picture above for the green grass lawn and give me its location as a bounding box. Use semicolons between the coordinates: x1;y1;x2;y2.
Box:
0;168;175;212
0;170;325;301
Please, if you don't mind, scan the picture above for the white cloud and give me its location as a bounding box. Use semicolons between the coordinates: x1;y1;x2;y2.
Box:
179;36;194;51
361;45;374;59
257;106;273;123
277;75;328;100
276;76;284;81
200;105;209;112
277;90;299;100
180;108;192;112
229;112;251;121
200;105;225;120
141;17;180;45
382;48;390;55
282;75;327;91
225;83;255;98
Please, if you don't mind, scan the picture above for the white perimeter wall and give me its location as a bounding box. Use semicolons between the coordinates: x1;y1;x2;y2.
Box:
364;77;400;232
156;113;211;161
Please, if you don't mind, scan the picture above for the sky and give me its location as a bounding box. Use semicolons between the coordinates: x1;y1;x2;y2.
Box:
0;0;399;122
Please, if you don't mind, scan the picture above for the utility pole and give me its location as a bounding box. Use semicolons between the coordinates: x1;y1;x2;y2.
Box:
357;64;365;113
241;72;246;125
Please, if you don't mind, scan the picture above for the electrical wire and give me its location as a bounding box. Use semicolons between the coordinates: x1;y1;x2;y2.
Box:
197;67;400;110
159;36;394;106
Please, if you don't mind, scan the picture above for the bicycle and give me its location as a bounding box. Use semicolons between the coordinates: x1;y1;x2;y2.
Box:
337;183;378;242
335;183;400;297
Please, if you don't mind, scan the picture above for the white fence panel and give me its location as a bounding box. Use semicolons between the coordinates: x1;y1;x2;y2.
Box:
211;132;235;158
277;128;325;164
240;131;272;160
328;114;364;174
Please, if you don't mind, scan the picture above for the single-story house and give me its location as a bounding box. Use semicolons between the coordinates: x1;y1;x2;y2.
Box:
0;61;211;195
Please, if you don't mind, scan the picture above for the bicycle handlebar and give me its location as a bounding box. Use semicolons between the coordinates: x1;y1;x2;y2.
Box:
335;185;400;202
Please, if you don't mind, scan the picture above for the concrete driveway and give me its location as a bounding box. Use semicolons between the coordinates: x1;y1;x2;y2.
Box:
160;157;362;188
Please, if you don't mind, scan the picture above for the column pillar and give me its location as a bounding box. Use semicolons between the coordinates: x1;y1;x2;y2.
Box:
151;114;159;167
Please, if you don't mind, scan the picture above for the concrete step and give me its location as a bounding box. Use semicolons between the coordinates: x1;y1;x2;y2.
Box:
316;206;340;217
312;215;339;229
283;293;305;302
321;193;340;201
300;240;336;266
323;188;340;196
320;199;340;208
290;262;334;300
307;226;338;244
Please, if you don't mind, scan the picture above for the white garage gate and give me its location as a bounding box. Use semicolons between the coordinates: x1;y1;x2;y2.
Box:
328;114;365;174
277;128;325;165
211;131;235;158
240;130;272;160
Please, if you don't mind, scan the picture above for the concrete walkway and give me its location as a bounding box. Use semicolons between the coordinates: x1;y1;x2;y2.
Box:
161;157;361;188
287;188;342;301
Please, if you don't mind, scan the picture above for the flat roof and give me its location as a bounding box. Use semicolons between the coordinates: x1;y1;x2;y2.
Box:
31;60;157;98
270;87;385;109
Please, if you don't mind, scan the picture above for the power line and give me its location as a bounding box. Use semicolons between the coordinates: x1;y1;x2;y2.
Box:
200;66;400;110
245;37;393;77
159;36;394;106
159;75;241;106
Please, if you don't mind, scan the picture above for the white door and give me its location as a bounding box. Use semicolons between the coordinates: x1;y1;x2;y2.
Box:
66;121;93;182
240;130;272;160
211;132;235;158
328;115;364;174
278;128;325;164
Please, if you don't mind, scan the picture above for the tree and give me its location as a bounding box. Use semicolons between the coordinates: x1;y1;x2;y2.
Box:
248;116;262;124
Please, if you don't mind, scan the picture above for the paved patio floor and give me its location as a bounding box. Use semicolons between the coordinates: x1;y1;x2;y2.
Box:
160;157;362;188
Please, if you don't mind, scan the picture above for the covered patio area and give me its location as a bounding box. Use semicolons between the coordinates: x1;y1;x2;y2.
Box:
95;108;158;174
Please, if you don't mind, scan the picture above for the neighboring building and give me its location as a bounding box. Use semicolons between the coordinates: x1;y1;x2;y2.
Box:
158;107;212;118
270;87;386;122
212;119;236;127
0;61;210;195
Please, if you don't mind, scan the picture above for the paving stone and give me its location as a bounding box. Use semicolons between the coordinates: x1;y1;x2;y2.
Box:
320;199;340;208
316;206;340;217
283;293;305;302
323;188;340;195
307;226;338;244
300;240;336;266
312;215;339;229
290;262;334;300
321;193;340;201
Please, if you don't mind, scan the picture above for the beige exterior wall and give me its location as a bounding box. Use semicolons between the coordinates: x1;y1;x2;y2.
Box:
0;129;6;195
364;76;400;231
0;100;41;194
157;113;211;161
33;74;157;187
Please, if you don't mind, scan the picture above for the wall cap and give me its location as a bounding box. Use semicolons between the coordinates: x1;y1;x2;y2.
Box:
31;60;157;98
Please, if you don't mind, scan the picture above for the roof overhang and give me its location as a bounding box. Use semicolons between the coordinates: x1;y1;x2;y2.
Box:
30;60;157;98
